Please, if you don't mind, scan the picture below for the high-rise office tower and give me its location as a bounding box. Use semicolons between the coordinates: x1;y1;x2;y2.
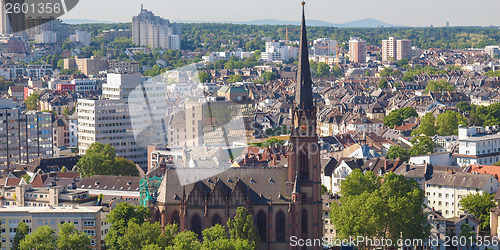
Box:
0;99;53;169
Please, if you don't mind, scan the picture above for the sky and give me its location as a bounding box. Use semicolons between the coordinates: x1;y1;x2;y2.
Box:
61;0;500;27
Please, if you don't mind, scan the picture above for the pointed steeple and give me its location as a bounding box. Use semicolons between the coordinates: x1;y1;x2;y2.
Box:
295;1;314;110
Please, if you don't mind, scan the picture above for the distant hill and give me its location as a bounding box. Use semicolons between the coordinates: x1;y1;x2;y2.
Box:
63;19;114;24
235;18;401;27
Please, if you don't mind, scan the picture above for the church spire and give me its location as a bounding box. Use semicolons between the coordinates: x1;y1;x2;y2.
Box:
295;1;313;110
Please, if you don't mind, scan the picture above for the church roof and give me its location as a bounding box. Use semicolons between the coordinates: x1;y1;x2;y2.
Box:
157;168;291;205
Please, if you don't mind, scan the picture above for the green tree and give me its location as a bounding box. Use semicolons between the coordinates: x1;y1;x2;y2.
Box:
228;74;243;83
364;71;371;77
261;71;276;81
386;145;410;162
119;221;173;250
57;223;91;250
458;223;476;248
436;110;468;135
105;203;150;250
412;113;437;136
331;65;343;78
19;226;57;250
331;170;428;243
227;207;260;249
198;71;211;83
63;107;70;116
400;107;418;120
315;62;331;77
379;67;393;77
12;222;29;250
60;68;82;75
460;192;496;232
24;93;40;110
202;224;231;249
76;142;139;177
425;80;455;93
384;111;404;129
457;101;472;113
172;231;202;250
378;78;388;89
110;157;140;176
409;136;435;156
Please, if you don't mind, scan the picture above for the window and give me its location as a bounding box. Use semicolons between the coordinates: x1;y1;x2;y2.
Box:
257;211;267;242
190;215;202;238
83;221;95;227
301;209;308;234
276;211;286;242
211;214;222;227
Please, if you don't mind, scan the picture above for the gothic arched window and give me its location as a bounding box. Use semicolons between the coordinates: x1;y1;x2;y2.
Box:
275;210;286;242
191;214;202;238
256;210;267;242
212;214;222;226
170;210;179;225
301;209;308;234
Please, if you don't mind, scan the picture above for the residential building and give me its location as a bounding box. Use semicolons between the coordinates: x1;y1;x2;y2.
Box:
454;126;500;167
185;97;254;147
53;119;70;148
485;46;500;57
108;60;141;73
26;65;52;78
348;37;366;63
312;38;337;56
0;206;102;249
132;6;181;50
396;39;412;60
382;37;412;62
34;30;57;44
0;99;53;169
64;56;109;77
69;30;92;47
261;41;298;62
1;184;92;208
425;170;499;218
77;175;141;201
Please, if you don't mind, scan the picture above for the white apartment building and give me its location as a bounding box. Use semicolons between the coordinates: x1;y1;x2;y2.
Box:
34;31;57;44
454;126;500;167
72;79;97;93
425;170;499;218
312;38;337;56
485;46;500;57
0;206;102;249
69;30;92;47
132;7;181;50
261;41;298;62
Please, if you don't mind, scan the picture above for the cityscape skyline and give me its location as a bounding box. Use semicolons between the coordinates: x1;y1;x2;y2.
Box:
60;0;500;27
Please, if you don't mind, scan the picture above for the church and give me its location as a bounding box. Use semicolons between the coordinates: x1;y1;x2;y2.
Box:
154;3;322;249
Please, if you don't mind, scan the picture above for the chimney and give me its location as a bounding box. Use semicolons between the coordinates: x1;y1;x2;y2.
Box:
448;170;453;174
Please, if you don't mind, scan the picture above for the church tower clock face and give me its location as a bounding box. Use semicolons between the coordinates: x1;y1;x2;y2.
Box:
300;123;307;131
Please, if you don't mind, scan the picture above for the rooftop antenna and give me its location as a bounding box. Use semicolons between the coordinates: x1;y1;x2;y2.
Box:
141;4;144;11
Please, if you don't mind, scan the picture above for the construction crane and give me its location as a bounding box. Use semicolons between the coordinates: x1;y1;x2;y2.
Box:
278;27;300;41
